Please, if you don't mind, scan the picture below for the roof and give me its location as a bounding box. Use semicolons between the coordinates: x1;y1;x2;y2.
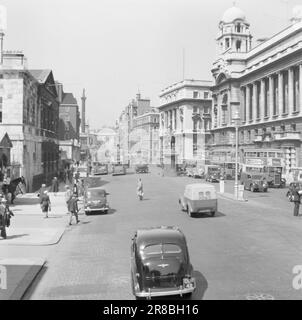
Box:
221;6;246;23
61;93;78;106
135;226;186;249
185;183;216;190
29;69;52;84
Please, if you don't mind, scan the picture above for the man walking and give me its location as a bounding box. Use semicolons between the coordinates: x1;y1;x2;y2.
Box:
292;185;301;217
137;178;144;201
68;193;80;225
40;190;51;218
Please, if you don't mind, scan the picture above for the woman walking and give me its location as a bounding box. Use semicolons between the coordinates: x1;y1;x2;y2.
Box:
40;190;51;218
137;178;144;201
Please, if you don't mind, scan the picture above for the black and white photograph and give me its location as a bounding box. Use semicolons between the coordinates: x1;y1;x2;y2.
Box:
0;0;302;305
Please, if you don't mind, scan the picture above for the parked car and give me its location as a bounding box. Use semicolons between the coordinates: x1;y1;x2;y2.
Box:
112;164;126;176
179;183;218;217
131;226;196;299
286;182;302;202
205;165;221;183
186;167;195;178
240;172;268;192
92;163;109;175
192;167;205;179
84;187;110;215
135;164;149;174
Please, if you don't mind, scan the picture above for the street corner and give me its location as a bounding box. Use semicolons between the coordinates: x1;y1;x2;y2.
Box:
0;227;66;246
0;257;46;300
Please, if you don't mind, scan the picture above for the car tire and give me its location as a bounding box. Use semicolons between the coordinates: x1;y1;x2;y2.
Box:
211;211;216;217
250;185;255;192
188;207;193;218
85;212;90;216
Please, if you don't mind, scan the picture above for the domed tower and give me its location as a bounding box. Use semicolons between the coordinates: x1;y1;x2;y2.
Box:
216;5;252;55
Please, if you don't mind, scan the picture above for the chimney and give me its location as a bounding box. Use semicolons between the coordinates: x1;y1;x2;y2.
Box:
81;88;86;133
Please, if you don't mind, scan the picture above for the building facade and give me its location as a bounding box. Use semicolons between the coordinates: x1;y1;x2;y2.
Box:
116;93;152;165
158;80;212;170
95;127;117;164
210;5;302;178
130;111;160;165
57;85;81;170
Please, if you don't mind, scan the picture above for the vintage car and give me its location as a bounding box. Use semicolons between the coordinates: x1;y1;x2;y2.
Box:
179;183;217;217
185;167;195;178
84;187;110;215
192;167;205;179
92;163;109;175
112;164;126;176
286;182;302;202
131;226;196;299
240;172;268;192
135;164;149;174
205;165;221;183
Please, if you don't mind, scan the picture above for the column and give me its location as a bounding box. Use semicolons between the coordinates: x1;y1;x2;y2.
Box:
288;67;294;114
269;75;274;119
240;87;246;123
246;86;250;123
253;82;258;122
260;79;265;121
300;65;302;113
278;72;284;116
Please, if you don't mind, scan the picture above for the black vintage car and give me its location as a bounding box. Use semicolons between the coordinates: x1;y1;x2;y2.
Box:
84;187;110;215
135;164;149;174
131;226;196;299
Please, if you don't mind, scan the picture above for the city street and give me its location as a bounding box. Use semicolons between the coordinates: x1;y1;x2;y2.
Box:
21;169;302;300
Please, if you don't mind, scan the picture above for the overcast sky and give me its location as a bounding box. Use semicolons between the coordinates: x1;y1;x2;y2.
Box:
1;0;299;128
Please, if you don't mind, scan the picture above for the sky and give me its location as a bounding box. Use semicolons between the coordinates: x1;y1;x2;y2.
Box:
0;0;299;128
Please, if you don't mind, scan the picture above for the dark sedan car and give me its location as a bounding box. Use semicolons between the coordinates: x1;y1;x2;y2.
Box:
84;188;109;215
131;226;196;299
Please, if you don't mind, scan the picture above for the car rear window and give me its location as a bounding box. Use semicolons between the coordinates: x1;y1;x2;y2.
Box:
142;244;182;258
87;190;106;198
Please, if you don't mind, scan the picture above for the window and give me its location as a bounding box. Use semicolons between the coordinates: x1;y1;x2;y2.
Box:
293;66;300;112
269;152;276;158
204;91;209;99
193;91;199;99
236;40;241;52
0;97;2;123
292;123;296;131
283;71;289;114
225;38;230;49
236;23;241;33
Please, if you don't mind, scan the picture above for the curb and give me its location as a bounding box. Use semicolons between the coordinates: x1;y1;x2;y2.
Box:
218;192;248;202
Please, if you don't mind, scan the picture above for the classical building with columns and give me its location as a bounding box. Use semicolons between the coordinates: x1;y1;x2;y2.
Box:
210;5;302;175
158;80;212;171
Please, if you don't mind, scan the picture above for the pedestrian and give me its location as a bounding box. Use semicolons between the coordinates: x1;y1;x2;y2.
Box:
0;197;14;239
51;177;59;195
40;190;51;218
37;183;47;200
292;185;301;217
65;185;73;215
137;178;144;201
68;193;80;225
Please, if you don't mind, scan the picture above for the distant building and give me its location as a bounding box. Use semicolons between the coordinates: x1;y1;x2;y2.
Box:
131;110;160;165
210;5;302;177
57;84;81;170
116;93;152;165
95;127;117;163
158;80;213;171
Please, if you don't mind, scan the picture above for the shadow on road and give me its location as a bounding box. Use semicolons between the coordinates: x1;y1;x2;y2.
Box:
192;211;225;219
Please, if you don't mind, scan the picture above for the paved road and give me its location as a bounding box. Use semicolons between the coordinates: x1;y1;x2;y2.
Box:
24;170;302;300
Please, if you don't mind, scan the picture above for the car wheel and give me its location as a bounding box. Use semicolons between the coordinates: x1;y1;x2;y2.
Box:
250;185;255;192
188;207;193;218
211;211;216;217
85;212;90;216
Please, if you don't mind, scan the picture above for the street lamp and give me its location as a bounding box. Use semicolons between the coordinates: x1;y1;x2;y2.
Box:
233;110;241;200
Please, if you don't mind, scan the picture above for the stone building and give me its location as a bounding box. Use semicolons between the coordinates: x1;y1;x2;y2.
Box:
130;110;160;165
57;84;81;170
158;80;212;170
116;93;152;165
210;5;302;176
96;127;117;164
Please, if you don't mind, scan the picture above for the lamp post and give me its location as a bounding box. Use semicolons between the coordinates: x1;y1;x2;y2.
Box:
233;110;241;200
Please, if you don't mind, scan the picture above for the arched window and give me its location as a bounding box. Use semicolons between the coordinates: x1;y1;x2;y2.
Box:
236;23;241;33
